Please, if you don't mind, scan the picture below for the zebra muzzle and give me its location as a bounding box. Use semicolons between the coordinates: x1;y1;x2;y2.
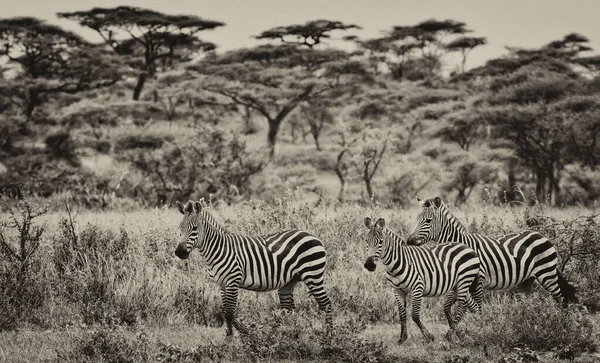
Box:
175;243;190;259
364;256;377;272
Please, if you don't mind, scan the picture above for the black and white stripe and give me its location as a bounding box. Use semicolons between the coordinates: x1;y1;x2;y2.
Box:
175;200;332;336
363;217;482;343
406;196;576;307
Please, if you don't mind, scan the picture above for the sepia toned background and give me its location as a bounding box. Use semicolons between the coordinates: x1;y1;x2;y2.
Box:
1;1;599;362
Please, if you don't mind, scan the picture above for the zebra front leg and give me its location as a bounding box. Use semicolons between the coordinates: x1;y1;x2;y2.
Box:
410;287;434;342
393;289;408;343
222;285;247;336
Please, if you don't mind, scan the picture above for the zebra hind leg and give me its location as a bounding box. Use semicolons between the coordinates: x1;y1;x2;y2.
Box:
303;278;333;327
443;290;457;328
534;267;566;307
445;284;471;341
278;280;299;311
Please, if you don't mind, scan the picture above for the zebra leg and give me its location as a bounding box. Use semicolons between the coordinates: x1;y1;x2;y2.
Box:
443;290;457;328
469;272;485;313
533;268;564;307
222;285;248;336
278;280;299;311
303;280;333;327
393;289;408;343
410;288;434;342
446;286;471;341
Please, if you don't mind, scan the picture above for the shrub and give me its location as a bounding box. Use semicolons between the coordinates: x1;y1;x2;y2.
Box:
45;131;79;164
464;293;597;356
114;134;171;152
57;327;152;363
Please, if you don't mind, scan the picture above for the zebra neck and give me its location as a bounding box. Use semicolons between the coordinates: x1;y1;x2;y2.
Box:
380;229;404;267
437;207;468;243
196;221;231;265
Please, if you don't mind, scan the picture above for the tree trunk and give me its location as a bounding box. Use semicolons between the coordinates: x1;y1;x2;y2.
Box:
535;167;546;203
25;88;40;119
313;134;321;151
267;118;282;158
133;73;148;101
507;159;517;203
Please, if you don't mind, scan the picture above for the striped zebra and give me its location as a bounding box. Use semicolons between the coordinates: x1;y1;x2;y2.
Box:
363;217;482;342
406;196;576;307
175;200;333;336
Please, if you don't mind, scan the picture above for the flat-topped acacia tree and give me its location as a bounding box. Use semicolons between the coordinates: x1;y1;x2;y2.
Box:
0;17;128;117
255;20;360;48
58;6;224;100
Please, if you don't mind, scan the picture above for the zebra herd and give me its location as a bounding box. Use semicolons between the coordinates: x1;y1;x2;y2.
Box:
174;196;576;342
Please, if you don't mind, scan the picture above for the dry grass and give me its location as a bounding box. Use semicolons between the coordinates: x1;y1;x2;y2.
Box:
0;192;599;362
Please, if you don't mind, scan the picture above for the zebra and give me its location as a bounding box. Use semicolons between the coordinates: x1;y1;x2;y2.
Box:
363;217;482;343
174;200;333;336
406;196;576;307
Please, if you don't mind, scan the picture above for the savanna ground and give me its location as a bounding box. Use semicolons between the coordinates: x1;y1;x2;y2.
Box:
1;191;599;363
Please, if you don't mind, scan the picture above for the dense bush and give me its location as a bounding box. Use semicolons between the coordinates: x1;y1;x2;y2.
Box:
114;134;171;152
464;293;597;356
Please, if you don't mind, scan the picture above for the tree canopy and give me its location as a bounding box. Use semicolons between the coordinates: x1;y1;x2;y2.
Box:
58;6;224;100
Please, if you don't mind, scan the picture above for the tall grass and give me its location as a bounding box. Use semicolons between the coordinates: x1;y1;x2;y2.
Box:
1;191;599;361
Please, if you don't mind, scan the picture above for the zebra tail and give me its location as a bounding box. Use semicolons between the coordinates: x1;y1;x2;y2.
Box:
557;270;578;305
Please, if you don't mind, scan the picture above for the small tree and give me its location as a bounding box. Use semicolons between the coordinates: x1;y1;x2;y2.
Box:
446;36;487;73
298;99;335;151
355;130;389;200
58;6;224;100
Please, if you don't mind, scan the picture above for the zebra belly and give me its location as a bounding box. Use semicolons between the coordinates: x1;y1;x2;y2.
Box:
478;246;533;290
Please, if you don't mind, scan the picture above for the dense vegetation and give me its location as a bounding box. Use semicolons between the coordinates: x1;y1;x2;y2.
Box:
1;6;600;363
2;8;600;208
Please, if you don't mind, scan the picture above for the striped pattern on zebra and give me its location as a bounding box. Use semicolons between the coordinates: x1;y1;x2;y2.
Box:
406;196;576;307
363;217;482;343
175;200;332;336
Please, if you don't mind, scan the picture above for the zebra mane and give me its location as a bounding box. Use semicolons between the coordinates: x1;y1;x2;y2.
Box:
435;200;468;234
199;208;228;232
382;226;408;246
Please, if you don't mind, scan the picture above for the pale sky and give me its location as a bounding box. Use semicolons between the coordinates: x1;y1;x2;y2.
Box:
5;0;600;72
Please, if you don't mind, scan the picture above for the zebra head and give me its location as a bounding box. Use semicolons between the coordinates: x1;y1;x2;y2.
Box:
406;196;443;245
175;200;205;259
363;217;386;272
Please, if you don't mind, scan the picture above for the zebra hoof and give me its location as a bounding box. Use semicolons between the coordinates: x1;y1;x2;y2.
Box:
397;336;407;344
445;331;454;342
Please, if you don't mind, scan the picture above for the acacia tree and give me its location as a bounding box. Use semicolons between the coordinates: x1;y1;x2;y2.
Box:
256;20;360;48
390;19;470;78
58;6;224;100
354;36;419;80
192;44;368;157
446;36;487;73
0;17;128;117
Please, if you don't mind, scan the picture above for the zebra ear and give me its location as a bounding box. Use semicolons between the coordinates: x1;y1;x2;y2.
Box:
185;201;194;214
416;197;424;206
364;217;372;228
194;201;203;214
433;196;442;208
375;218;386;228
176;201;185;215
